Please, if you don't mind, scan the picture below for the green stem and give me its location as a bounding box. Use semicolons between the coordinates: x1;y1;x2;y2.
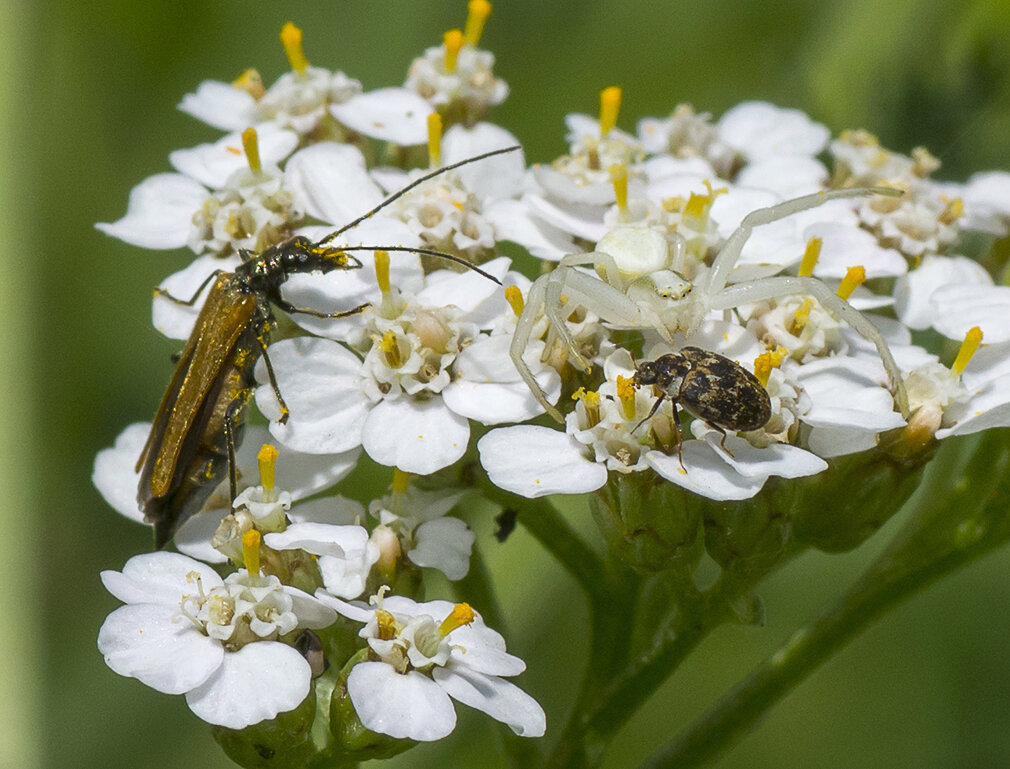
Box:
642;431;1010;769
455;540;506;635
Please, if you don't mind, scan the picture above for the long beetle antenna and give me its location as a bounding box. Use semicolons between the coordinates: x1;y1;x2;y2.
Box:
318;144;522;245
337;245;503;284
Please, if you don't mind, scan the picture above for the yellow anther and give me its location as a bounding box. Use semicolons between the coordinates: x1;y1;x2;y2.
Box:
439;603;477;637
952;326;983;375
616;375;636;420
789;298;814;336
443;29;465;73
257;444;279;493
798;237;822;278
599;86;622;138
232;68;265;99
836;266;866;301
572;387;601;427
374;250;391;294
464;0;492;45
427;112;443;169
380;330;403;368
504;285;524;316
939;197;964;226
242;529;261;576
753;346;788;388
241;127;261;173
912;146;941;177
683;180;727;224
609;163;628;213
280;22;309;75
392;467;411;495
375;609;399;640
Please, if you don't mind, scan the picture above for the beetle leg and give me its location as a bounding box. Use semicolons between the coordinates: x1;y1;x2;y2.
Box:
257;336;290;425
275;300;372;319
632;391;667;434
671;399;686;472
223;399;241;508
154;269;225;306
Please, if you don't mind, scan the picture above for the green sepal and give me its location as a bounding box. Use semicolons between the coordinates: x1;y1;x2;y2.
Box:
699;481;794;579
212;685;317;769
589;472;702;573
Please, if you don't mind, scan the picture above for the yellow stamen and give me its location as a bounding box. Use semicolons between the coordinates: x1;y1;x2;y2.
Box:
836;266;866;301
798;237;822;278
464;0;492;45
789;298;814;336
280;22;309;75
232;68;264;99
616;375;636;420
505;285;524;316
753;346;788;388
257;444;279;493
443;29;465;73
375;609;399;640
952;326;983;375
939;197;964;226
392;467;411;495
599;86;622;138
241;127;261;173
439;603;476;636
572;387;601;427
911;146;940;178
380;330;403;368
682;180;727;226
427;113;443;169
242;529;261;576
609;163;628;214
374;250;391;294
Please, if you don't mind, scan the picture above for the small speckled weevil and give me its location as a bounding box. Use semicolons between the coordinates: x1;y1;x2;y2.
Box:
632;347;771;461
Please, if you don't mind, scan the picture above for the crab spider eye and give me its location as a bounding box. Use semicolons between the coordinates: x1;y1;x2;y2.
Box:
651;269;693;300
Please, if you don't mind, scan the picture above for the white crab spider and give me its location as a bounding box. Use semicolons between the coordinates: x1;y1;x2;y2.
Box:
510;187;910;423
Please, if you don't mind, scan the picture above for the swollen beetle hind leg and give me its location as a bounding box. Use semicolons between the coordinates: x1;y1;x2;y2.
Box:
154;269;225;306
276;300;372;319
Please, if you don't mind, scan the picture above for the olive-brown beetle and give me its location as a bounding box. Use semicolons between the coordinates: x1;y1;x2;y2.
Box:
136;146;518;548
632;347;771;461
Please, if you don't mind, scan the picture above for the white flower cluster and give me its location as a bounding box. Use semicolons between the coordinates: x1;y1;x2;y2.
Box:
93;3;1008;755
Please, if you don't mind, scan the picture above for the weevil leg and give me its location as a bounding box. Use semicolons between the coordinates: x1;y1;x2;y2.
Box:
632;391;667;434
257;336;291;425
154;269;224;306
671;399;686;472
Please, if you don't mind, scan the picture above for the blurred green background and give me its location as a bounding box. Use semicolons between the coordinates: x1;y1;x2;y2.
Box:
8;0;1010;767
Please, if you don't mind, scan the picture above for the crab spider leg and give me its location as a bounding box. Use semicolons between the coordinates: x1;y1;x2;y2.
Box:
712;276;910;417
704;187;903;296
555;250;628;291
510;275;567;422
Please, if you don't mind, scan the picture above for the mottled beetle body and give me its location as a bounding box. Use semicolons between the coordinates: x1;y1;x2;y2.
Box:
633;347;771;454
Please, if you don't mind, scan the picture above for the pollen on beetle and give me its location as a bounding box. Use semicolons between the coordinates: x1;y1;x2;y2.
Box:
952;326;983;376
439;602;477;636
241;127;261;173
280;22;309;75
836;266;866;301
599;86;622;138
464;0;492;45
798;237;822;277
443;29;465;73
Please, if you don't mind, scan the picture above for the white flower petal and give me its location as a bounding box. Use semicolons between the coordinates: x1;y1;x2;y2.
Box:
281;585;338;629
416;257;511;313
930;284;1010;343
803;221;907;279
521;192;609;242
701;434;828;479
442;374;562;425
288;496;366;526
98;604;222;695
177;80;258;131
937;373;1010;438
483;199;575;261
254;337;370;454
478;426;607;497
330;88;432;144
185;642;311;729
362;399;470;474
735;155;828;197
409;517;475;580
95;173;207;250
285;142;384;225
446;639;525;677
100;551;222;605
93;423;150;524
432;666;546;737
717;101;829;159
312;590;374;623
152;254;242;340
894;255;993;330
169;124;299;189
347;663;456;741
265;522;368;558
646;442;767;501
443;123;525;200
